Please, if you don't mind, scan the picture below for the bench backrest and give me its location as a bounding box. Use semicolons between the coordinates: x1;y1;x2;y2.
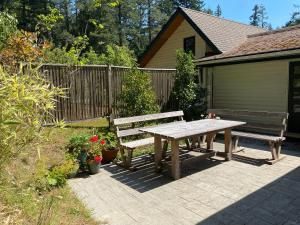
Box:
113;111;184;141
207;109;288;137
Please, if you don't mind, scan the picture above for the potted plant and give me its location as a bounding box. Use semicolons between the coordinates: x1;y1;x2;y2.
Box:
86;135;103;174
99;132;119;164
66;134;90;171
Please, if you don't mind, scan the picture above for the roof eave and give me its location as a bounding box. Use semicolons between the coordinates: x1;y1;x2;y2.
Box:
138;7;221;67
195;48;300;66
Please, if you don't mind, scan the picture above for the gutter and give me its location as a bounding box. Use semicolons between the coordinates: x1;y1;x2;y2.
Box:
195;48;300;66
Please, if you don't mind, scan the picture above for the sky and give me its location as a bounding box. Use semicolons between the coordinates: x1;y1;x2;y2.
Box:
204;0;300;28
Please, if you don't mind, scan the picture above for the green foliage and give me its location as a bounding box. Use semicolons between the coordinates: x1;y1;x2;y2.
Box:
33;158;79;192
43;47;81;65
118;68;160;117
285;5;300;27
98;131;117;149
249;4;271;28
97;44;136;67
36;7;64;33
171;50;206;120
0;66;64;172
171;50;197;111
0;12;18;50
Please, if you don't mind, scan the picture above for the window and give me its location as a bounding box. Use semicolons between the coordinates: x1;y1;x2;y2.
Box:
183;36;195;55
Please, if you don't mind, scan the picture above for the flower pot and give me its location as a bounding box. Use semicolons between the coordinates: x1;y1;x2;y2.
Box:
101;148;119;164
88;161;101;174
78;151;87;169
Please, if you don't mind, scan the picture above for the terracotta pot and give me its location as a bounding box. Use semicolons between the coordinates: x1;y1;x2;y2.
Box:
101;148;119;164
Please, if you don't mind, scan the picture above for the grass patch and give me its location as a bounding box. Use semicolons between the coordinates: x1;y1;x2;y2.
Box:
66;118;109;128
0;127;99;225
0;119;162;225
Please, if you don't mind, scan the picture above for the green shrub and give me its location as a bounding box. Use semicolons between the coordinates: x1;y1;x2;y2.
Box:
0;12;17;50
0;65;64;172
118;68;160;117
33;158;79;192
171;50;206;120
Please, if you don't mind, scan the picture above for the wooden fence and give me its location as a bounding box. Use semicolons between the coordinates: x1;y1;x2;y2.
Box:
41;64;176;121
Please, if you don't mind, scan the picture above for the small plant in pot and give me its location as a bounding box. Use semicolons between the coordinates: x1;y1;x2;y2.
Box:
66;134;90;171
86;135;103;174
98;132;119;164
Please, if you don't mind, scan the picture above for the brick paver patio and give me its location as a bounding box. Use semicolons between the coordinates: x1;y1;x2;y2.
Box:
69;140;300;225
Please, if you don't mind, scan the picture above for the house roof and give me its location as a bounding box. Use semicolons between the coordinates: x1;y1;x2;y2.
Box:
181;7;265;52
195;25;300;65
138;7;265;67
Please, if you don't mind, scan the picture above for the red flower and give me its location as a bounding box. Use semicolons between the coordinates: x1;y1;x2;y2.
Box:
100;139;106;145
94;155;102;163
89;135;99;143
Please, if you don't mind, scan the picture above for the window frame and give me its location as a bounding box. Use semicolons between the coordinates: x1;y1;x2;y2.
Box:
183;36;196;55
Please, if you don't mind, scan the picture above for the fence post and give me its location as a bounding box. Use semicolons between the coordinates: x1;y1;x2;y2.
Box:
107;64;113;127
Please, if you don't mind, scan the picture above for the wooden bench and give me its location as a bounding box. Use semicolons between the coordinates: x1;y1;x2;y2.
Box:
207;109;288;164
113;111;185;170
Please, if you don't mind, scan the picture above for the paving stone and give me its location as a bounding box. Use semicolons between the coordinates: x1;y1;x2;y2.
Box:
68;141;300;225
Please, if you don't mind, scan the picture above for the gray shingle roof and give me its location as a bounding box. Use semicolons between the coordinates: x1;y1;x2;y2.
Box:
181;7;266;52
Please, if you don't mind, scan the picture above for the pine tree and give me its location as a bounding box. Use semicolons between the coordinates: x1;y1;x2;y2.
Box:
250;4;271;28
285;5;300;27
214;4;222;17
250;4;260;26
259;4;269;28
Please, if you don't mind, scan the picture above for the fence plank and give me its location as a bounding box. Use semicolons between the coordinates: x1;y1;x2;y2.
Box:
41;64;176;121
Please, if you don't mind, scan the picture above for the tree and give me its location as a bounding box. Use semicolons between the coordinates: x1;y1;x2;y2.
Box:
0;11;18;50
286;5;300;27
204;7;213;15
258;4;269;28
118;68;159;117
171;50;197;114
250;4;260;27
249;4;271;28
174;0;205;11
214;4;222;17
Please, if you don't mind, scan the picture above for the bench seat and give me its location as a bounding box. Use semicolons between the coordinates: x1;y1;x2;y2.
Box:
121;137;155;149
231;131;285;142
208;109;288;165
113;111;185;170
219;131;285;142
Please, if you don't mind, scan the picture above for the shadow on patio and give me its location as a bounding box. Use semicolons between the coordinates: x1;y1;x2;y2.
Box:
196;166;300;225
103;155;224;193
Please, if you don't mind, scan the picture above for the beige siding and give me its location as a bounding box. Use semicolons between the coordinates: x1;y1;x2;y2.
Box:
212;60;291;112
146;20;207;68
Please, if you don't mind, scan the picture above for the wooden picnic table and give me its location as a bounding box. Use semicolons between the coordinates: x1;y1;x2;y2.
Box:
140;119;246;180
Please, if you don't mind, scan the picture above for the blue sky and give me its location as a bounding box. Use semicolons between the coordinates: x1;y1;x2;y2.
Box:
205;0;300;28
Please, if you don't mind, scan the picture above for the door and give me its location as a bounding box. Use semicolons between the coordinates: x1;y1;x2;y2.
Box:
288;62;300;133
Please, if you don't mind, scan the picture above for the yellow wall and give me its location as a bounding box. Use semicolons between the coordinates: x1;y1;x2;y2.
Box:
146;20;207;68
209;60;294;112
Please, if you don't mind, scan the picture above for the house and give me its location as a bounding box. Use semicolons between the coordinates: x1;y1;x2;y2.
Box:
196;25;300;135
139;7;300;135
138;7;265;68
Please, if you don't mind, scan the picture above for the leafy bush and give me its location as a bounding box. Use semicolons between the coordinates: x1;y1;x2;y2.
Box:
171;50;206;120
0;12;17;50
33;158;79;192
0;66;64;172
97;44;136;67
0;31;44;70
43;47;81;65
118;68;160;117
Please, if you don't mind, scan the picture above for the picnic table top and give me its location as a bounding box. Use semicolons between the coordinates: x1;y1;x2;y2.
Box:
139;119;246;140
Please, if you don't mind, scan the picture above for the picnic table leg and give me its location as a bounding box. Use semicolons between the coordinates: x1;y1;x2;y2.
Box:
224;128;232;161
171;139;180;180
154;135;163;172
206;133;214;150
